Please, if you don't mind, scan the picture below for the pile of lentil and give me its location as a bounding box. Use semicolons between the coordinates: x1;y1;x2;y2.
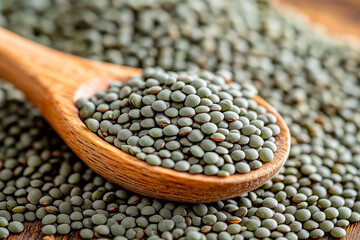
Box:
77;68;279;176
1;0;360;239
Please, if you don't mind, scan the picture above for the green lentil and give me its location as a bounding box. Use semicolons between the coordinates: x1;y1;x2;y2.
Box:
297;229;310;239
42;225;57;235
255;227;271;238
80;229;94;239
27;189;43;205
244;149;259;161
42;214;57;225
8;221;24;233
310;229;325;238
152;100;168;112
259;148;275;163
0;217;8;227
85;118;100;132
324;207;339;219
57;224;71;235
319;221;334;232
145;155;161;166
235;162;251;174
246;219;261;231
295;209;311;222
338;206;352;219
212;222;228;232
204;165;219;176
91;214;107;225
262;219;278;230
335;219;349;228
257;207;274;219
303;220;319;230
330;227;346;238
174;161;191;172
313;212;326;222
0;227;9;239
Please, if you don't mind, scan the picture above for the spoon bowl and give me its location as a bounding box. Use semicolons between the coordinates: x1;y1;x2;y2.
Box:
0;28;290;203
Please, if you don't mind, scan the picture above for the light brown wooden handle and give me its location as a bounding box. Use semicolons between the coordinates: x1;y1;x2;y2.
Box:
0;27;89;115
0;28;76;90
0;27;141;114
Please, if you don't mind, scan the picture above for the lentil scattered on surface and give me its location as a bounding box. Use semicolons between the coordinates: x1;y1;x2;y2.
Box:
1;0;360;239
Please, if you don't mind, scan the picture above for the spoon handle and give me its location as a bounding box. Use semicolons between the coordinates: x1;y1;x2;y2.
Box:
0;27;80;95
0;27;140;113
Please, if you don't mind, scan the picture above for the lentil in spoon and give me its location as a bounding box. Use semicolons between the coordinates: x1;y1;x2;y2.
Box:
76;67;282;177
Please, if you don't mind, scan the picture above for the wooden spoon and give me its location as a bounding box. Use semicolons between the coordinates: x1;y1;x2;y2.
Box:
0;28;290;203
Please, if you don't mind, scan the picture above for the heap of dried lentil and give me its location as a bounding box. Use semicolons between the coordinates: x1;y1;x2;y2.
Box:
76;68;279;176
1;0;360;239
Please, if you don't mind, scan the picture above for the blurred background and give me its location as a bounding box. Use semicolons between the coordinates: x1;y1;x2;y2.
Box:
279;0;360;41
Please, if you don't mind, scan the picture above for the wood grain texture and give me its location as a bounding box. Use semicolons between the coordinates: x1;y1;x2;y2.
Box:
0;27;290;203
276;1;360;240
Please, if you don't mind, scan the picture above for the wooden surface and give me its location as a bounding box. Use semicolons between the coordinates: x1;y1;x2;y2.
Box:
0;27;290;203
1;0;360;238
